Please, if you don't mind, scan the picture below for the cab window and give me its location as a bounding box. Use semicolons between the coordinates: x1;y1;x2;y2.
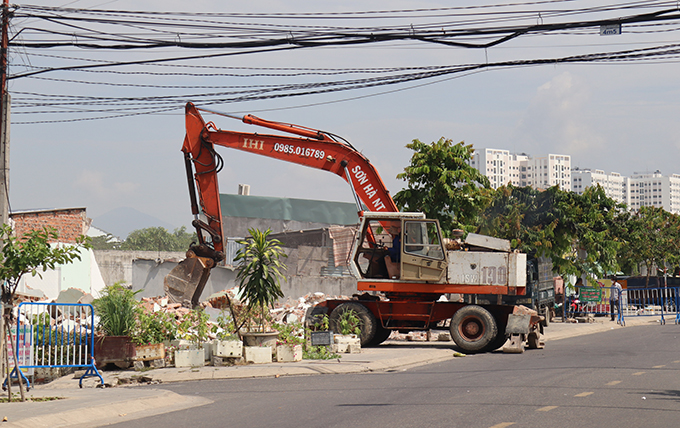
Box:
403;221;444;260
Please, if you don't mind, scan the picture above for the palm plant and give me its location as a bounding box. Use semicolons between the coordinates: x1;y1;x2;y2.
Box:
234;228;287;333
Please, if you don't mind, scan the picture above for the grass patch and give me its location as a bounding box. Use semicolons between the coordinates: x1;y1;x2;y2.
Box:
0;395;63;403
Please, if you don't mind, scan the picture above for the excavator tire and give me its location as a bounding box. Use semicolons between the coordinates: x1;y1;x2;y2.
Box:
329;302;378;347
366;325;392;347
449;305;498;353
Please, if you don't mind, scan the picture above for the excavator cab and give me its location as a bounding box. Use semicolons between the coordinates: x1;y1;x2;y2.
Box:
351;212;446;282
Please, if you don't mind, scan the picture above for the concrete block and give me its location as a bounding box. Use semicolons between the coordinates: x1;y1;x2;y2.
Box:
276;344;302;362
334;334;360;346
212;340;243;358
134;343;165;361
174;349;204;367
150;359;165;368
347;343;361;354
438;333;452;341
133;361;145;371
332;343;349;353
244;346;273;364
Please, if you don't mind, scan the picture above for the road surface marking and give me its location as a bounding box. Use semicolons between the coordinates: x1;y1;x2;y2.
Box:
632;372;645;376
606;381;621;386
574;392;594;397
652;365;665;368
673;360;680;364
489;424;515;428
537;406;558;412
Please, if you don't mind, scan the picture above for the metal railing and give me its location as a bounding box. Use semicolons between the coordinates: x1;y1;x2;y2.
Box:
622;286;679;325
4;302;103;390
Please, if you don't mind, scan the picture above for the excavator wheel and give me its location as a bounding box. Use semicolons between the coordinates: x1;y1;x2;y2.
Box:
329;302;378;347
366;325;392;347
449;305;498;353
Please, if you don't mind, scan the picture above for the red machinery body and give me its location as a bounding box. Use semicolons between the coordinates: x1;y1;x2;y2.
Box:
171;102;541;353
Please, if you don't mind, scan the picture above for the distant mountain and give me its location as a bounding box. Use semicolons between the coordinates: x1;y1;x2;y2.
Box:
92;207;175;240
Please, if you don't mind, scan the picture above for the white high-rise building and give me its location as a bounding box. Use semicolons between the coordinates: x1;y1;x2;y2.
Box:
523;154;571;190
470;148;517;189
628;171;680;214
572;168;629;205
471;149;570;190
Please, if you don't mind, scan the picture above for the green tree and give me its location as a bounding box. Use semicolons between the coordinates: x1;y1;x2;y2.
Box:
478;184;622;279
614;206;680;285
89;234;121;250
120;226;197;251
0;224;90;305
0;224;90;401
394;138;491;236
234;228;287;333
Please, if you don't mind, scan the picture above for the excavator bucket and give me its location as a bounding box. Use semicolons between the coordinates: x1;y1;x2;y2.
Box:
164;255;214;308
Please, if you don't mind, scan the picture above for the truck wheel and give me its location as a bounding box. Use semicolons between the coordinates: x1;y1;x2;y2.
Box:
329;302;378;347
449;305;498;353
542;306;550;327
481;320;507;352
367;325;392;347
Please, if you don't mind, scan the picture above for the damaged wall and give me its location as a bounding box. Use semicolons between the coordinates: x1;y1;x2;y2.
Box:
11;208;90;243
93;250;186;286
127;245;356;302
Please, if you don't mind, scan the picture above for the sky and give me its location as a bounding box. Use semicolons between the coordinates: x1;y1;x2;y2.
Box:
5;0;680;236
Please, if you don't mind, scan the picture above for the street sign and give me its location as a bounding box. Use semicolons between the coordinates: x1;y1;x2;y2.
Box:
600;24;622;36
579;287;602;302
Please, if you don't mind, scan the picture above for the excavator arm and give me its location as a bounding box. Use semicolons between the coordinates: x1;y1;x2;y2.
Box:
166;102;398;307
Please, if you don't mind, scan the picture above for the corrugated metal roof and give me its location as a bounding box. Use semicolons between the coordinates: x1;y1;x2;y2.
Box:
219;194;358;225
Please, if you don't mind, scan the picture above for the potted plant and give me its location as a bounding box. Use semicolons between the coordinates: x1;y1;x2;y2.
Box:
211;310;243;359
273;322;304;362
131;307;177;363
330;307;362;353
175;307;210;367
234;228;287;349
92;283;140;368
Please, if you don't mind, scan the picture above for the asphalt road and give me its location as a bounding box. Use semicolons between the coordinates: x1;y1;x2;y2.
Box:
109;324;680;428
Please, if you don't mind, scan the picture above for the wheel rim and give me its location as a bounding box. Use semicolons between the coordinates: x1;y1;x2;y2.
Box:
458;316;485;341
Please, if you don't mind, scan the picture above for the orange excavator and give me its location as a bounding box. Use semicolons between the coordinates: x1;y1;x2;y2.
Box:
166;102;543;353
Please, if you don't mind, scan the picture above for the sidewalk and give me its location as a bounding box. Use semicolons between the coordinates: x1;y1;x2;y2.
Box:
0;314;671;428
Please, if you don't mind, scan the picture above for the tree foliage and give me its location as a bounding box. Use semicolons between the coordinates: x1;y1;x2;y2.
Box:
0;224;90;304
393;138;491;236
614;206;680;283
478;184;622;279
120;226;197;251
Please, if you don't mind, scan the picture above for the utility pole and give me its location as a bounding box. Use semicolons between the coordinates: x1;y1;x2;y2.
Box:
0;0;9;382
0;0;9;228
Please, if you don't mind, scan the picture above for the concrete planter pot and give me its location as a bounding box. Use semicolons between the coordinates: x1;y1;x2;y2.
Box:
93;335;135;368
174;349;204;368
332;334;361;354
241;331;279;348
244;346;273;364
133;343;165;361
275;344;302;362
212;340;243;358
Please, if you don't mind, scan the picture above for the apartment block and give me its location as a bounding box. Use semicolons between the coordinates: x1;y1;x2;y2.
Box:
572;168;629;205
628;171;680;214
472;148;571;191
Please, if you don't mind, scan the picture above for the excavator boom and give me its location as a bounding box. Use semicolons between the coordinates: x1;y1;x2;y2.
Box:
166;102;398;306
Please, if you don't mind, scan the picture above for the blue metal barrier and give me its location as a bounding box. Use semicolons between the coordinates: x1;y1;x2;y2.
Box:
623;286;679;326
4;302;103;390
564;286;625;325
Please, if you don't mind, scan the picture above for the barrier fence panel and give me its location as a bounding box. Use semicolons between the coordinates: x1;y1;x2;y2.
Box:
622;286;679;325
4;302;103;390
564;286;625;325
